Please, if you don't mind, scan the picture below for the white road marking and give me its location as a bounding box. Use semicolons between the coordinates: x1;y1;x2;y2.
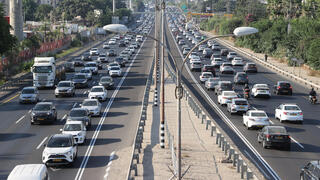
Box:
269;120;274;124
107;161;112;167
316;125;320;129
103;173;109;179
73;103;77;108
61;114;67;121
16;115;25;124
29;109;32;113
36;136;48;149
244;150;270;179
290;137;304;149
83;91;87;94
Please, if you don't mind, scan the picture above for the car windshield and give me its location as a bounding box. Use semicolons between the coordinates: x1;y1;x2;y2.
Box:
64;124;82;131
74;75;86;79
58;82;71;87
230;52;237;55
47;137;72;147
248;64;256;68
208;78;219;82
284;106;300;110
280;83;290;87
251;112;267;117
85;63;96;67
224;92;236;96
80;69;90;73
34;104;51;111
91;87;103;92
33;66;52;73
110;67;120;70
214;59;222;62
223;64;232;67
115;58;123;61
22;89;35;94
269;127;287;134
221;83;233;89
184;48;190;51
70;109;87;117
82;100;97;106
235;100;248;105
203;73;213;77
101;77;112;82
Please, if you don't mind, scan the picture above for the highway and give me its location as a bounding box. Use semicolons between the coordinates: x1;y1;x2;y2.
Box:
165;12;320;180
0;21;155;179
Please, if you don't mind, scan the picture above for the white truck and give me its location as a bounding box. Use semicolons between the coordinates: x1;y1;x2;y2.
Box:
31;57;65;88
185;22;193;31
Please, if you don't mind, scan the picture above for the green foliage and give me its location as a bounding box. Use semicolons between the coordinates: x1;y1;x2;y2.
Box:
115;8;132;19
35;4;53;21
21;35;41;50
200;16;224;32
306;38;320;69
22;0;38;21
219;17;243;35
56;0;95;20
0;3;17;55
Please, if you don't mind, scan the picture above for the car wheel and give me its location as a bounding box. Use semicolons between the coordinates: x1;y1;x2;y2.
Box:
262;140;267;149
246;123;250;130
31;121;34;125
55;95;58;98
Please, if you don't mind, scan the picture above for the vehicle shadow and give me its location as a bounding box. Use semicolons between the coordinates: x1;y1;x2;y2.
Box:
0;133;35;142
88;124;124;131
85;138;121;146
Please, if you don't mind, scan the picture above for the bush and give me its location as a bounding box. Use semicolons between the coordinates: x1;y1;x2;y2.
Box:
219;17;243;35
71;39;82;47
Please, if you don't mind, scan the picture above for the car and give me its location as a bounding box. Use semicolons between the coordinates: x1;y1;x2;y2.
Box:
98;54;108;63
114;57;126;67
129;46;136;54
243;110;270;129
119;54;129;63
88;86;107;101
227;98;249;114
108;39;116;45
178;39;185;45
90;48;99;56
109;66;122;77
243;62;258;73
103;43;110;49
188;52;198;59
55;81;75;97
95;59;103;70
202;65;216;76
273;81;292;95
232;57;244;66
205;77;220;90
89;55;98;62
61;121;87;144
80;69;93;80
203;48;213;58
251;84;271;98
84;62;98;75
72;73;88;88
107;62;120;71
176;35;183;41
183;48;190;55
215;81;233;95
119;41;126;47
212;44;221;51
66;108;91;127
207;40;214;47
211;58;223;68
99;76;114;89
210;53;221;60
192;38;199;44
227;52;237;60
189;55;201;64
65;62;75;72
300;161;320;180
220;49;229;56
199;72;214;83
81;99;101;116
30;102;57;124
42;134;77;166
234;72;248;85
218;91;238;105
73;57;84;66
136;35;143;42
198;45;206;52
7;164;48;180
257;126;291;150
132;42;140;48
19;86;39;104
190;62;203;71
275;103;303;123
107;49;116;56
220;65;235;74
81;52;91;61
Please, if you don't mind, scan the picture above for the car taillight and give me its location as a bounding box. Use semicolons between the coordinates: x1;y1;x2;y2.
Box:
290;86;292;89
223;97;227;99
278;86;281;89
266;134;271;139
248;118;255;121
299;112;303;115
288;135;291;139
283;112;288;115
232;105;236;108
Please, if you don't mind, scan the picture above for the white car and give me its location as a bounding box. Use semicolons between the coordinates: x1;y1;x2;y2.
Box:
227;51;237;60
188;52;198;59
183;48;190;55
108;39;116;45
103;43;110;49
211;58;223;67
60;121;86;144
90;48;99;55
98;53;107;63
88;86;107;101
136;35;143;42
199;72;214;83
109;66;122;77
80;69;92;80
275;103;303;123
42;134;77;166
84;62;98;75
227;98;249;114
189;56;201;64
205;77;220;90
107;62;120;71
81;99;101;116
220;65;235;74
243;110;270;129
218;91;238;105
232;57;244;66
129;46;136;54
251;84;271;98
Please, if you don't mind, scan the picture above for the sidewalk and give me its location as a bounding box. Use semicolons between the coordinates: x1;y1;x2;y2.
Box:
135;69;247;180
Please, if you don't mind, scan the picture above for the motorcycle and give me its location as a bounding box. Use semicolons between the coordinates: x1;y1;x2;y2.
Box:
309;95;317;104
244;89;250;99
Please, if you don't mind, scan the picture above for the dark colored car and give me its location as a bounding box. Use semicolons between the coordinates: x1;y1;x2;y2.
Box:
202;65;216;76
203;48;213;58
243;62;258;73
274;81;292;95
67;108;91;127
65;62;75;72
220;49;229;56
30;102;57;124
72;73;88;88
257;126;291;150
73;57;84;66
81;52;91;61
234;72;248;85
214;81;233;95
99;76;114;89
107;50;116;57
300;161;320;180
114;57;126;67
119;41;126;47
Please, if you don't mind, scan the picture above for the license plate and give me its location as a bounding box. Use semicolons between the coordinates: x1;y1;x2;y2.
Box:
275;136;283;139
257;125;263;127
239;107;245;109
260;91;266;93
53;159;62;162
291;113;297;116
38;118;44;120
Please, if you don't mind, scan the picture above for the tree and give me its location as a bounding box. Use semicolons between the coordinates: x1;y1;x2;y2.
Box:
137;1;145;12
35;4;53;21
56;0;95;20
22;0;38;21
115;8;132;19
0;3;17;55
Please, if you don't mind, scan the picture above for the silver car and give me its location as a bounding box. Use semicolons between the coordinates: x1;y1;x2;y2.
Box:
227;98;249;114
55;81;75;97
205;77;220;91
19;86;39;104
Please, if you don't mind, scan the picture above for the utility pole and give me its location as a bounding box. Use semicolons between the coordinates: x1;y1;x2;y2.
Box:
160;0;165;149
10;0;24;41
113;0;116;14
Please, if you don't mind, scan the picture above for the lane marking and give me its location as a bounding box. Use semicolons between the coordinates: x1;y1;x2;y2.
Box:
74;32;149;180
36;136;48;150
83;91;87;95
0;93;19;105
73;103;77;108
29;109;32;113
61;114;67;121
244;150;270;179
167;25;281;180
290;137;304;149
269;120;274;124
15;115;26;124
316;125;320;129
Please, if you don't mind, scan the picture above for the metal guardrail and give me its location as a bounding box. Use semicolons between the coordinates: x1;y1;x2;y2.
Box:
164;61;256;180
127;57;155;180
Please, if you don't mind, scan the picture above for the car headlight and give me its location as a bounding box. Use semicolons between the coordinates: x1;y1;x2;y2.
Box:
78;132;82;136
47;112;52;115
55;89;58;93
31;112;36;116
66;150;72;156
43;150;49;156
67;88;72;92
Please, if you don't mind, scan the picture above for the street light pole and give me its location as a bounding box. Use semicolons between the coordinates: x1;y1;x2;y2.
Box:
160;0;166;149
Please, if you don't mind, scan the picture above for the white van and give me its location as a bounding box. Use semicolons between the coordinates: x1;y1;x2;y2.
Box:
8;164;49;180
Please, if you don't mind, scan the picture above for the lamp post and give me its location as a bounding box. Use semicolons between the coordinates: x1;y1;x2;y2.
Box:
103;24;258;179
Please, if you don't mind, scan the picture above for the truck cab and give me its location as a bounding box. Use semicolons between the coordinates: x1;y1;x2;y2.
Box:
31;57;56;88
